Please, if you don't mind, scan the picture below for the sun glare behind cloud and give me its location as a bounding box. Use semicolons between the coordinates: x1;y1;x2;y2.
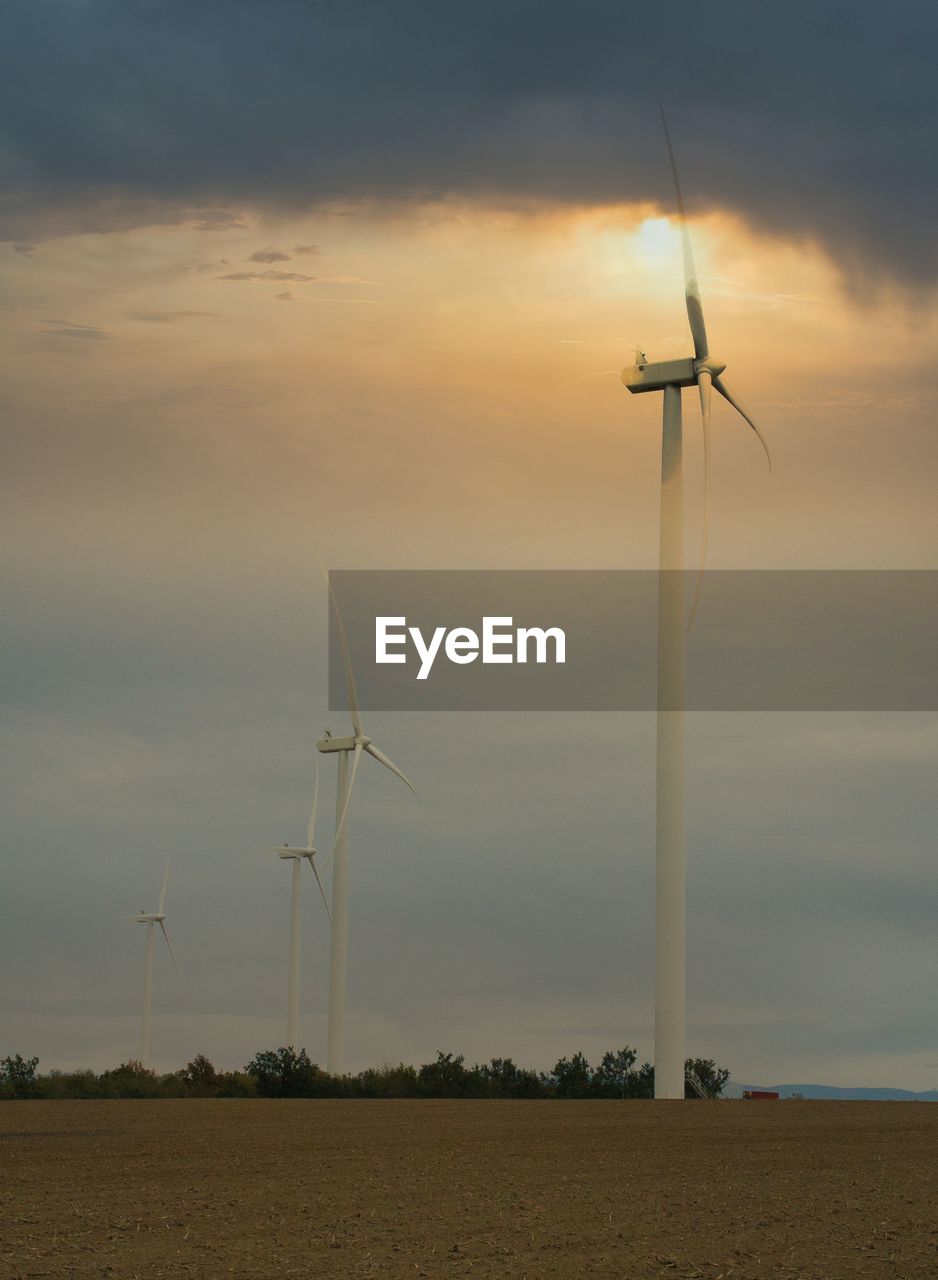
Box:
634;216;679;263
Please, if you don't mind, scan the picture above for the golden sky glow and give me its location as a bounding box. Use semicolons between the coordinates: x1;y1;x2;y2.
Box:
4;198;936;586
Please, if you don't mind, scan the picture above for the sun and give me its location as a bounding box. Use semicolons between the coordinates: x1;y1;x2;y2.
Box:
634;216;679;263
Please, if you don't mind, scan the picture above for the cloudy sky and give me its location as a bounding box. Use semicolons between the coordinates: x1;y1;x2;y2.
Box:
2;0;936;1089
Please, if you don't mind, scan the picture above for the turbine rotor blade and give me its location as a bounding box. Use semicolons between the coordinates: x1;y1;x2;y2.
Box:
684;279;709;363
325;742;364;867
364;742;420;800
306;856;332;921
321;562;364;737
306;746;320;850
687;369;712;635
712;375;772;471
158;920;183;990
158;868;169;915
655;91;709;360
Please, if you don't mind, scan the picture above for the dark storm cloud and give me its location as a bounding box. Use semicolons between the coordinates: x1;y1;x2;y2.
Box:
0;0;933;286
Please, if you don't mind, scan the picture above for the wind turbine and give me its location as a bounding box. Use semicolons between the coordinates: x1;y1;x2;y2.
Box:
621;102;771;1098
132;869;181;1069
267;751;331;1050
318;575;419;1074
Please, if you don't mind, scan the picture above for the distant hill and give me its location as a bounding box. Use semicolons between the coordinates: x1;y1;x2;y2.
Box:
726;1082;938;1101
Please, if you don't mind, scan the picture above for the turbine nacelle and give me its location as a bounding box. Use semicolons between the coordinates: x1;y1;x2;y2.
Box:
134;912;165;923
273;845;318;860
317;733;367;754
622;355;726;394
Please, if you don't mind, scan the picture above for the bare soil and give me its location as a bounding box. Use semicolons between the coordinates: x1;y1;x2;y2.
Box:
1;1100;936;1278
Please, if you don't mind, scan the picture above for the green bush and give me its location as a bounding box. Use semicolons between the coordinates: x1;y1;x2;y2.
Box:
1;1054;40;1099
0;1047;730;1101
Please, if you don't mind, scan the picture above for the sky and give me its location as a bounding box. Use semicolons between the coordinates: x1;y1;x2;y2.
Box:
2;0;937;1089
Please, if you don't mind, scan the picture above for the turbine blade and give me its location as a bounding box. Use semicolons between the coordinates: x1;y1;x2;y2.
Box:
655;92;709;360
684;275;709;364
158;868;169;915
713;375;772;471
306;745;320;850
306;856;332;921
158;920;183;990
320;562;364;737
364;742;419;800
325;742;364;868
687;370;712;634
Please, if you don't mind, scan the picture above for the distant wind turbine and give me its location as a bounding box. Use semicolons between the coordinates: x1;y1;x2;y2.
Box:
318;573;419;1074
621;99;771;1098
132;869;181;1069
267;750;331;1050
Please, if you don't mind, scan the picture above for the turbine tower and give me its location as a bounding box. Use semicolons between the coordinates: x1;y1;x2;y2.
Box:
319;575;418;1075
268;750;331;1050
622;104;770;1099
132;869;181;1068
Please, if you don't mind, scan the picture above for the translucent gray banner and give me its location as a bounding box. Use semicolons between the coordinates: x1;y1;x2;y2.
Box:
327;571;938;711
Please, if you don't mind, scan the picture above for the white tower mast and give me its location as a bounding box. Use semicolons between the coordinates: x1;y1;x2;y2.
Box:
327;748;350;1073
140;919;155;1066
655;383;686;1098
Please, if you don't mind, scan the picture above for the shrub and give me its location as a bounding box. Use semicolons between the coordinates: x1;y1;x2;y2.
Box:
356;1062;420;1098
1;1054;40;1099
417;1051;486;1098
245;1047;329;1098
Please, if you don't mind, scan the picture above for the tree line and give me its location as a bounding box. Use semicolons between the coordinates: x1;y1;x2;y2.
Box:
1;1048;729;1100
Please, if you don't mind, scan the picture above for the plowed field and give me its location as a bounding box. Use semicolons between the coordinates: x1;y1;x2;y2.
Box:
2;1100;936;1278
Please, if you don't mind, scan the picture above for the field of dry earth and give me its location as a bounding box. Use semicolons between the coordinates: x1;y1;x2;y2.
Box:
2;1099;936;1278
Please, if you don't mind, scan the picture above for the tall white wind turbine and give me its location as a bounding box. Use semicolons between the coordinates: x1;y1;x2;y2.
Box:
622;102;771;1099
132;869;181;1069
318;576;418;1075
268;750;331;1050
